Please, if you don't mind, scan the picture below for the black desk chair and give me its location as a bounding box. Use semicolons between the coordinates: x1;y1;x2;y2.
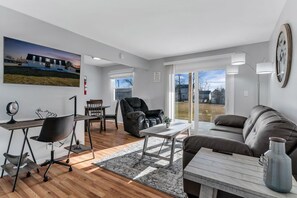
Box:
105;100;119;129
30;115;74;182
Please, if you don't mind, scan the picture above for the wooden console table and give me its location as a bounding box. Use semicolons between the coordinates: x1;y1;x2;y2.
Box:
0;114;95;192
184;148;297;198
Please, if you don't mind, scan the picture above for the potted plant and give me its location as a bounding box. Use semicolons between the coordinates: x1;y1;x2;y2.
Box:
164;116;172;128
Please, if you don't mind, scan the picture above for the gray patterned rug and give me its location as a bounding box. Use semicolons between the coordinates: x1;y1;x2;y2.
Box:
94;137;186;198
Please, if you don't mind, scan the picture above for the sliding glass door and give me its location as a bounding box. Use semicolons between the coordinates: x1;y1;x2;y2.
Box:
175;73;194;122
174;69;226;129
198;69;225;123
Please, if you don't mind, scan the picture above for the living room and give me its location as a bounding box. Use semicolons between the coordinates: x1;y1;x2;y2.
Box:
0;0;296;197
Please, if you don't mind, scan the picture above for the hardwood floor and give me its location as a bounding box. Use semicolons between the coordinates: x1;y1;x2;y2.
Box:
0;122;172;198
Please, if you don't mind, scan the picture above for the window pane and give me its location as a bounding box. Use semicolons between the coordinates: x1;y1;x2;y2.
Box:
115;77;133;88
198;69;225;122
114;77;133;100
115;88;132;100
175;73;194;121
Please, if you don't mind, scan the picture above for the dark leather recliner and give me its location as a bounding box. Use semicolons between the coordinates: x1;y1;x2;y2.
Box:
120;97;164;137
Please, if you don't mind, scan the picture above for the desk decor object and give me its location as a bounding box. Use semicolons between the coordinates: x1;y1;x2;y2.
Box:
6;101;19;124
262;137;292;193
164;116;172;128
74;139;81;150
35;108;57;119
275;23;292;88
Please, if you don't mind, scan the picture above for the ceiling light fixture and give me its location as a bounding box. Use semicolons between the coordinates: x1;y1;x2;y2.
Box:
231;53;246;65
226;65;239;75
92;57;101;61
256;62;274;74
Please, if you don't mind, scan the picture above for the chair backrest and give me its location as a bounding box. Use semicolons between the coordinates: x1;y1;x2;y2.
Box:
123;97;149;112
37;115;74;142
115;100;120;116
242;105;274;140
87;100;103;117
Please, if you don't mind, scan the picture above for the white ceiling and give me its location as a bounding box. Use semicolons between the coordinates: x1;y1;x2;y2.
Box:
0;0;286;60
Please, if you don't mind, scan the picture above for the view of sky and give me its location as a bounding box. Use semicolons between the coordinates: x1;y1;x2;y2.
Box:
115;77;133;88
4;37;81;68
175;69;225;91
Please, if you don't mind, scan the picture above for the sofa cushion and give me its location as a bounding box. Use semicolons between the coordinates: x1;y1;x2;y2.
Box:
208;129;244;142
210;125;243;135
242;105;274;140
147;117;157;127
245;111;297;157
214;115;247;128
183;135;252;156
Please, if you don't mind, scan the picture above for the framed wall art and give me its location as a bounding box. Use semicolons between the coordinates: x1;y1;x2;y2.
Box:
3;37;81;87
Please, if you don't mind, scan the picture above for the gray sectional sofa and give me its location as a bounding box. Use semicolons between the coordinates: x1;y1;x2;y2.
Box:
183;105;297;198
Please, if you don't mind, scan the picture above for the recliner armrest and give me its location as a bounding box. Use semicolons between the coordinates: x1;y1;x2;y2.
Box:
126;111;145;120
183;135;252;156
213;114;247;128
145;109;164;117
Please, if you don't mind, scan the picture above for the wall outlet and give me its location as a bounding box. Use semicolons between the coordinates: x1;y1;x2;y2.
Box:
244;90;249;97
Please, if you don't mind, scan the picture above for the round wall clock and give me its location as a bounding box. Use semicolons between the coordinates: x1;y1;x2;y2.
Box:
275;23;293;88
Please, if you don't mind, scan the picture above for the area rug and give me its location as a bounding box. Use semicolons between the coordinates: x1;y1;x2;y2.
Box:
94;137;186;198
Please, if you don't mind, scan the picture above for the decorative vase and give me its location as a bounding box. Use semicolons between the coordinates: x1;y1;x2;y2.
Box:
263;137;292;193
166;122;170;128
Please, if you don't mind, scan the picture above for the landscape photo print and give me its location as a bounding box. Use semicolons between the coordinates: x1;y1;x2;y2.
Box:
3;37;81;87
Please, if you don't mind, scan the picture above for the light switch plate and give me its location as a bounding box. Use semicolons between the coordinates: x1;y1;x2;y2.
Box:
244;90;248;97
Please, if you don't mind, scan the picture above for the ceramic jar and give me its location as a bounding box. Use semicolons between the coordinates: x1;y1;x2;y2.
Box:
263;137;292;193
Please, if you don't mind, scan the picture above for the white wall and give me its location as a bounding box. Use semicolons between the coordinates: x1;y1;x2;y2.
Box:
0;6;147;167
268;0;297;123
84;65;102;101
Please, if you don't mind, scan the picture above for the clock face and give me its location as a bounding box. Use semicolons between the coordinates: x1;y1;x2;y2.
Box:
7;101;19;115
275;24;292;88
276;32;286;82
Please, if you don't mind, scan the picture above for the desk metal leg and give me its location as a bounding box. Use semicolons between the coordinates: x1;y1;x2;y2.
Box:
87;119;95;159
1;130;14;178
22;128;36;163
12;129;28;192
67;122;77;163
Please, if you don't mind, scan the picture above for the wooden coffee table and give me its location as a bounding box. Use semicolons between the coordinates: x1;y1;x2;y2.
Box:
139;122;191;166
184;148;297;198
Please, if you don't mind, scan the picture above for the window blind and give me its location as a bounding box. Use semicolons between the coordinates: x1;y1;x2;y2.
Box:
109;68;134;79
